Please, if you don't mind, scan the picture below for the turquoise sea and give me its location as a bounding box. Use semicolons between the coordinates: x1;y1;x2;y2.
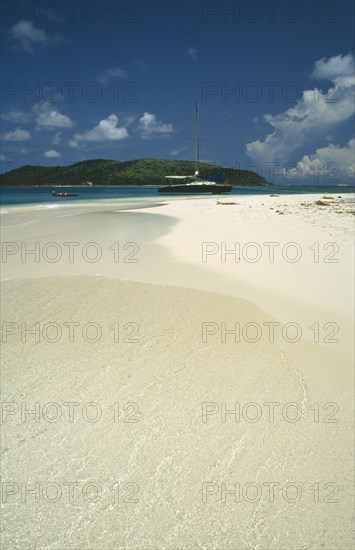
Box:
1;184;354;207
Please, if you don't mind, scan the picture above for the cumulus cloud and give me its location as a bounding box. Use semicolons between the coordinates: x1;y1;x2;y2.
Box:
68;114;128;148
43;149;61;158
187;47;198;61
10;20;64;54
246;53;355;166
33;102;74;129
311;52;354;80
137;112;174;139
4;127;31;141
1;110;32;124
288;138;355;182
97;67;128;84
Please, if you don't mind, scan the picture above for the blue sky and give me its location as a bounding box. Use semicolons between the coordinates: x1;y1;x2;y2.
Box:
1;0;354;184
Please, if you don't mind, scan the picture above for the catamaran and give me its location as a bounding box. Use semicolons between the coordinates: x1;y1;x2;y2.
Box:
158;102;232;194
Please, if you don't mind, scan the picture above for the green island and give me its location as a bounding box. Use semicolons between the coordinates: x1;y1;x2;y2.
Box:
0;158;270;186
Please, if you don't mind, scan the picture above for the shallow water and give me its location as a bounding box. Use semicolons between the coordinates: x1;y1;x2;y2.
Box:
1;276;353;549
1;183;354;208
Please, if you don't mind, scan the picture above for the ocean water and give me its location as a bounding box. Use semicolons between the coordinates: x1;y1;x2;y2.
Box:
1;183;354;207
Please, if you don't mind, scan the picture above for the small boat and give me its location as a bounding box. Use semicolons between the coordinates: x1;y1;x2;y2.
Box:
158;102;232;194
52;191;79;197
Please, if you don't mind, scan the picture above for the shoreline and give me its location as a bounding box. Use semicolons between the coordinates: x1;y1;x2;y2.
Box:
0;198;168;214
2;193;354;354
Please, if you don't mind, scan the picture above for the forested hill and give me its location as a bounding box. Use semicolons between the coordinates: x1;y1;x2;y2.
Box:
0;158;270;186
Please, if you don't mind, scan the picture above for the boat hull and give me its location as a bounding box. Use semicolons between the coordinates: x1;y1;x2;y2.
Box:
158;184;232;194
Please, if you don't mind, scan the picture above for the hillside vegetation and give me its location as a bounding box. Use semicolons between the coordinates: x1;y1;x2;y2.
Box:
0;158;269;186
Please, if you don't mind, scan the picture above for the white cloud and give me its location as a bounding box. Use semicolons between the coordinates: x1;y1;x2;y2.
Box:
288;138;355;181
68;114;128;148
0;154;6;161
187;48;198;61
246;53;355;165
33;102;74;129
10;20;64;54
44;149;61;158
137;112;174;139
1;110;32;124
4;127;31;141
311;53;354;80
97;67;128;84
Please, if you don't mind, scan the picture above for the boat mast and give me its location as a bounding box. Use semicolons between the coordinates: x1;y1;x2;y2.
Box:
195;101;200;173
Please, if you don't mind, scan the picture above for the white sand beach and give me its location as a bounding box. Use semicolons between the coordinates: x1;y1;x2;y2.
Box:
1;193;354;549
